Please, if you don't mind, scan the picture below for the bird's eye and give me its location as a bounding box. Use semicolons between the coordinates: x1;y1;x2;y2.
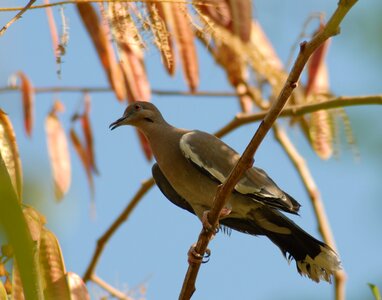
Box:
134;104;142;111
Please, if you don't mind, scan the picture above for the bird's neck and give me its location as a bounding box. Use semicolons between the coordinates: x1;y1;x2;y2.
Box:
140;121;188;165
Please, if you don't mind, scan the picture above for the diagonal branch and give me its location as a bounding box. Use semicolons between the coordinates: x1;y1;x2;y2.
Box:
0;0;36;37
273;124;347;300
83;177;155;282
179;1;358;299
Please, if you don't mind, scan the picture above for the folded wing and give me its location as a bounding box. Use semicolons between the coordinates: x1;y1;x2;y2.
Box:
179;131;300;214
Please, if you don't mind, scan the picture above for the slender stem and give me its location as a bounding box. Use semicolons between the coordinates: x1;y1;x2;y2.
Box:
214;95;382;138
0;0;215;12
0;85;237;97
91;274;133;300
0;0;36;36
83;178;155;282
179;1;357;298
273;124;347;300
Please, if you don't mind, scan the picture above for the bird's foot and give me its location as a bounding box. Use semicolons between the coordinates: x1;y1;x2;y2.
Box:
188;243;211;264
202;208;232;233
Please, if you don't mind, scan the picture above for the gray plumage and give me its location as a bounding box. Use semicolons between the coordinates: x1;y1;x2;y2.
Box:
110;101;341;283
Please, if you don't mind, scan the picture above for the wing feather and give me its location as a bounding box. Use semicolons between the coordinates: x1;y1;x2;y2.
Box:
180;131;300;214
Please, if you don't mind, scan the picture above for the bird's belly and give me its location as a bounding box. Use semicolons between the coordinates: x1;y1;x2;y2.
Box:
158;160;218;216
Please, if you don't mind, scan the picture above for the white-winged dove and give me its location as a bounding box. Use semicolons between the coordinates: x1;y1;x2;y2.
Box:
110;101;341;283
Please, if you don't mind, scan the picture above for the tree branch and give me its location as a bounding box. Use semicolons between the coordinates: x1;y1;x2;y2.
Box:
273;124;347;300
83;177;155;282
179;1;357;298
90;274;133;300
214;95;382;137
0;0;36;36
0;85;237;97
0;0;214;12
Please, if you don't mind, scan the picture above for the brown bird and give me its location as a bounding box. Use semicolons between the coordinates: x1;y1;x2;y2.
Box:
110;101;341;282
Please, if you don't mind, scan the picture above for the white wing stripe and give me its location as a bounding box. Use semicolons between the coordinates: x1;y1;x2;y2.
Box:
180;132;227;183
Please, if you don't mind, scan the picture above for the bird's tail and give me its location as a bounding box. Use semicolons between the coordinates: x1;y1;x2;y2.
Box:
247;208;341;282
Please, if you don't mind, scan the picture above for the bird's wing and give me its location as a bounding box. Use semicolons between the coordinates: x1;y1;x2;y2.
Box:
152;163;195;214
152;163;233;234
180;131;300;214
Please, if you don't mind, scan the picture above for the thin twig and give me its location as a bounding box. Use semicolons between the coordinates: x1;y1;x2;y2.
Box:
0;0;36;36
179;1;357;298
90;274;133;300
0;85;237;97
83;177;155;282
214;95;382;137
1;84;380;112
0;0;217;12
273;124;347;300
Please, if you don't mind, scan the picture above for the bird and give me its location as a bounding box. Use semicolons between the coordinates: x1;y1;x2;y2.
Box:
110;101;341;283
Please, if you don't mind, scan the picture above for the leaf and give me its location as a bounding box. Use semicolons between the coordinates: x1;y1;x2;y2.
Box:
0;110;23;201
45;101;71;201
171;3;199;92
66;272;90;300
196;10;286;91
369;283;382;300
43;0;59;68
0;162;43;300
213;42;252;112
304;23;333;160
108;3;151;102
0;280;7;300
250;21;283;71
337;108;359;159
76;3;126;101
81;95;98;173
17;72;34;137
39;228;71;300
11;263;24;300
23;206;46;243
69;128;94;196
228;0;252;42
196;0;232;29
306;22;330;97
309;109;333;160
146;2;176;75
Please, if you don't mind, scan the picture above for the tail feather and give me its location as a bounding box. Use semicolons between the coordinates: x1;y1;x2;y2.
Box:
246;208;341;282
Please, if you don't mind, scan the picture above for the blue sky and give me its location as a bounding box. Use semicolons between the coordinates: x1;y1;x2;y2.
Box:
0;1;381;299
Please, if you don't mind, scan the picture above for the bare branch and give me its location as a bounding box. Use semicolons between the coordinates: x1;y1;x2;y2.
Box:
179;1;357;298
273;124;347;300
0;0;216;12
90;274;133;300
214;95;382;138
0;85;237;97
83;177;155;282
0;0;36;36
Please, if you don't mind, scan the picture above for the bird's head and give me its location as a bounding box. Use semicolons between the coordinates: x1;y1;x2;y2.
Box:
109;101;163;130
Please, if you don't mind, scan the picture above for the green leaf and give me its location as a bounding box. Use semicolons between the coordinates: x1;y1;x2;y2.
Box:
0;110;23;202
369;283;381;300
0;280;7;300
39;228;71;300
0;151;43;299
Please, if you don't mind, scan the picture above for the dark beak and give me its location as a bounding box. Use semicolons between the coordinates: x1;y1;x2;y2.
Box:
109;116;126;130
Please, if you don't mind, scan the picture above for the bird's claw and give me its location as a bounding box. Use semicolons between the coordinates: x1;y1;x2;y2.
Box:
202;210;217;233
188;244;211;264
202;208;232;234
